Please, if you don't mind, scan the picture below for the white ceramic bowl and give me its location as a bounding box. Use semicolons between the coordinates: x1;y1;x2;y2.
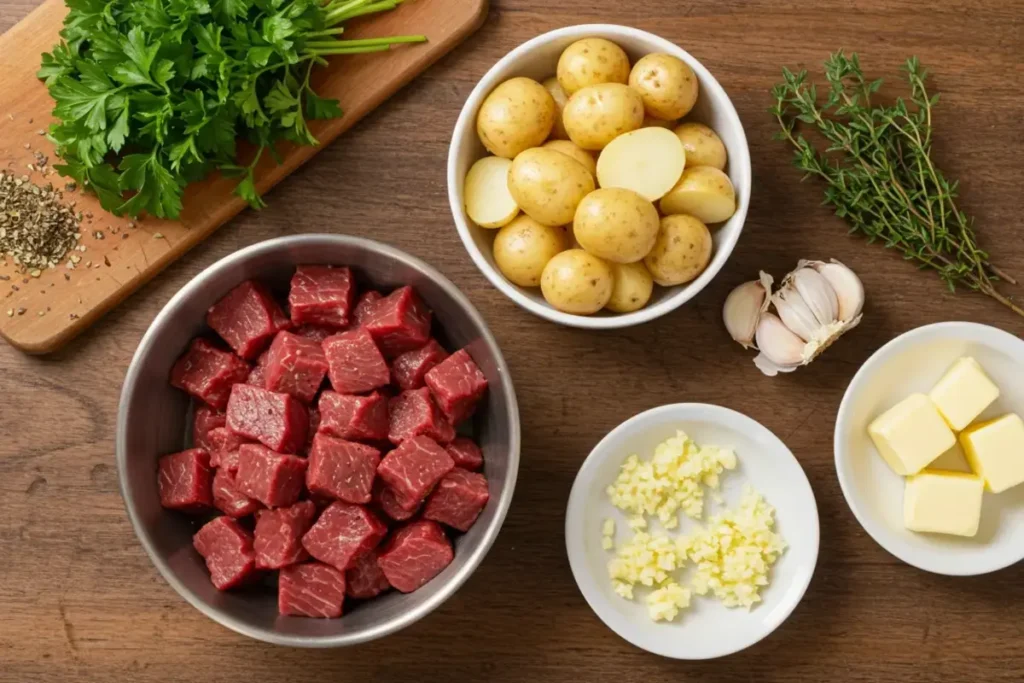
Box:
835;322;1024;576
565;404;819;659
447;25;751;329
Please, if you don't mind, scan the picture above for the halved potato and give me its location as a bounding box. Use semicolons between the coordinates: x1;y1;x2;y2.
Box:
606;261;654;313
464;156;519;228
596;127;685;201
659;166;736;224
673;122;727;170
542;77;571;140
542;139;597;178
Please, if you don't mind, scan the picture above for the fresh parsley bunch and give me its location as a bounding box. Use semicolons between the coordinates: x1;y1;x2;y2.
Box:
38;0;425;219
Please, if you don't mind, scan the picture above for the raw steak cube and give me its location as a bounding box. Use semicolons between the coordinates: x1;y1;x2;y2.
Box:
158;448;213;511
425;349;489;425
388;388;455;445
377;435;454;505
246;350;270;386
423;468;490;532
278;562;347;618
322;328;390;394
207;280;290;360
391;339;448;390
318;390;389;441
446;437;484;471
306;406;321;451
207;426;249;471
374;481;420;522
288;265;356;328
254;500;317;569
302;502;387;571
212;468;262;518
353;291;383;327
235;444;307;508
296;325;335;343
226;384;308;454
171;338;250;410
307;434;381;504
262;330;329;403
363;286;432;358
346;550;391;599
193;516;256;590
192;405;226;451
377;520;453;593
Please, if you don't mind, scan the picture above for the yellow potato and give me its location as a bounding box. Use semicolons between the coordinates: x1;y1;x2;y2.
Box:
659;166;737;224
562;83;645;151
464;156;519;228
540;248;613;314
644;214;713;286
492;215;567;287
542;77;570;140
507;147;595;226
542;139;597;178
476;77;556;159
673;122;727;170
596;127;685;201
628;53;699;121
556;38;630;95
643;116;676;129
606;261;654;313
573;188;659;263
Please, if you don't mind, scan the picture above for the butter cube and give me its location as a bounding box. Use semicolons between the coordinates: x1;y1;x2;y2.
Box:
959;414;1024;493
868;394;956;475
929;357;1000;431
904;470;984;537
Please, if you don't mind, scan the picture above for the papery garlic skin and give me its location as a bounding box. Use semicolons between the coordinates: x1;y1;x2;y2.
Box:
723;271;773;349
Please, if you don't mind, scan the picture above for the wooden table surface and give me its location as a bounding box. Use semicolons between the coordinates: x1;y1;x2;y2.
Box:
2;0;1022;681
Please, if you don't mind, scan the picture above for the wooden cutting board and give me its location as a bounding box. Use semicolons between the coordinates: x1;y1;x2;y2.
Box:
0;0;487;354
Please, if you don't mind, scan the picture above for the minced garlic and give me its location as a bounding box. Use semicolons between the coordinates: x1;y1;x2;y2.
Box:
608;530;685;600
645;581;691;622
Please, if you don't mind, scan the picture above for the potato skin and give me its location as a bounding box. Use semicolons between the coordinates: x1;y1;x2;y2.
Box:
606;262;654;313
540;249;614;314
556;38;631;95
507;147;596;226
573;188;659;263
493;215;567;287
542;139;597;178
477;77;556;159
643;214;713;286
628;53;699;121
673;122;727;170
542;77;571;140
562;83;645;151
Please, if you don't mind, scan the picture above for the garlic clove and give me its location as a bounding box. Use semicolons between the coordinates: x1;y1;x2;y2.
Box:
814;259;865;323
772;284;820;342
788;267;839;326
754;312;805;369
723;272;773;349
753;352;799;377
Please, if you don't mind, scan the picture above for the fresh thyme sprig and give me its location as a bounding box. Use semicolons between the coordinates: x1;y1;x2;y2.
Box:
770;51;1023;318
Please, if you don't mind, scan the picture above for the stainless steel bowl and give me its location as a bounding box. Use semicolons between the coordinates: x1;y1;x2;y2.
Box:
116;234;520;647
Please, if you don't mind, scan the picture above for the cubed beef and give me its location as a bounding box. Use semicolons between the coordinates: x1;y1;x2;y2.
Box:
425;349;488;425
306;434;381;504
170;338;250;410
254;500;317;569
158;448;213;511
207;280;290;360
363;286;432;358
193;516;256;590
301;502;387;571
377;520;453;593
212;468;262;518
246;350;270;386
352;291;383;327
374;481;420;521
322;328;390;394
206;426;249;471
446;437;484;471
346;550;391;599
262;330;329;403
192;405;226;451
296;325;335;343
423;468;490;532
226;384;308;454
391;339;448;391
288;265;356;328
377;435;454;505
318;391;389;441
235;444;307;508
278;562;346;618
388;388;455;445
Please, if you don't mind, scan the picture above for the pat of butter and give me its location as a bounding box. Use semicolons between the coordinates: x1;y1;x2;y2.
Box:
960;413;1024;493
868;394;956;475
929;357;1000;431
904;470;984;537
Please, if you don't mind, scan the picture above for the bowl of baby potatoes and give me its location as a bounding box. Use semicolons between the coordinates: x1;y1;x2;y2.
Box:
447;24;751;328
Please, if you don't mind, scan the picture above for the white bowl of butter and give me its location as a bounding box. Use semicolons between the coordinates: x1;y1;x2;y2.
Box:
835;321;1024;576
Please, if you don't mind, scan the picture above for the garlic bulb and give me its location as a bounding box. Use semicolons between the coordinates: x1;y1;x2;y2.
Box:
722;271;773;349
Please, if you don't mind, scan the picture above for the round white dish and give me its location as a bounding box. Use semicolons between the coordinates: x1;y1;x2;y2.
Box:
565;403;819;659
835;321;1024;576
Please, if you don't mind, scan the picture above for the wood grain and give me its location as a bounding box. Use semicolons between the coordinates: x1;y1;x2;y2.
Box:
1;0;1023;681
0;0;487;353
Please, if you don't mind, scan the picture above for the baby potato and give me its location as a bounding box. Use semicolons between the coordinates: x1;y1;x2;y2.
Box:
596;127;685;201
606;262;654;313
507;147;595;226
542;139;597;178
476;77;556;159
628;53;699;121
659;166;737;224
542;77;570;140
644;214;713;286
643;116;676;129
673;122;727;170
464;156;519;228
573;188;660;263
493;215;567;287
562;83;645;151
556;38;630;95
540;248;613;314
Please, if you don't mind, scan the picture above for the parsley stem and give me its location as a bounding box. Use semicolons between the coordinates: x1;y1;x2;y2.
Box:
303;45;392;56
305;35;427;47
304;28;346;38
326;0;402;24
